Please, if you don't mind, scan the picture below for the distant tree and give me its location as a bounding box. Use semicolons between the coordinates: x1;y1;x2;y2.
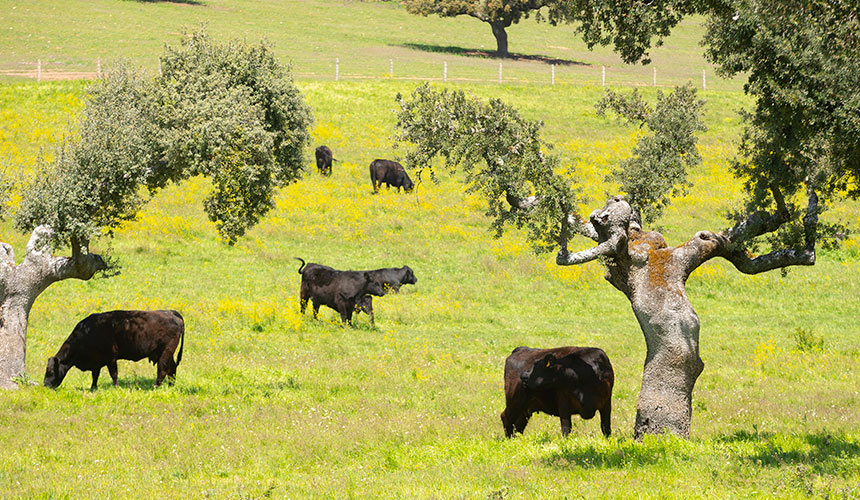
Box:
0;29;312;389
403;0;697;62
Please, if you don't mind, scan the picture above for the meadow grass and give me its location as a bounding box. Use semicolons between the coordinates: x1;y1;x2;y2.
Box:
1;76;858;499
1;0;743;91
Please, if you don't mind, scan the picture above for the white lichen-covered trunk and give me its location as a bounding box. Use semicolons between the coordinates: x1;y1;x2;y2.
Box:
0;226;106;389
629;292;704;438
555;192;817;438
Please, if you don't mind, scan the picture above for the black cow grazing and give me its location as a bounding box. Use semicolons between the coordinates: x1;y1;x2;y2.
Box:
369;159;414;193
295;258;387;325
44;310;185;390
501;346;614;438
353;266;418;324
315;145;334;176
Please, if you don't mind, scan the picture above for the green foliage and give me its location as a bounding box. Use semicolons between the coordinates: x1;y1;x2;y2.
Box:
792;327;825;353
704;0;860;214
596;84;707;223
395;84;580;252
543;0;703;64
402;0;544;27
13;29;313;247
15;63;154;249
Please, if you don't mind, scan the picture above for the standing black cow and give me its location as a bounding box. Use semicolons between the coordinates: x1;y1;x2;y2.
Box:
315;145;334;176
295;258;387;325
44;310;185;390
369;159;414;193
501;346;614;437
353;266;418;324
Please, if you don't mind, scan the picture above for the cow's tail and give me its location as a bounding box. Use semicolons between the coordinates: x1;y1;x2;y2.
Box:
295;257;306;274
175;312;185;367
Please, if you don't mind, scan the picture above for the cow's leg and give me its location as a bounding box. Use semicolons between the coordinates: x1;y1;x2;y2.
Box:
300;295;308;314
107;360;119;386
557;396;573;436
156;350;177;387
501;409;517;437
599;399;612;437
312;301;320;319
90;368;100;391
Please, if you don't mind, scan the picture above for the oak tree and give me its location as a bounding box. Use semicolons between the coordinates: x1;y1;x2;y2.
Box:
0;30;313;388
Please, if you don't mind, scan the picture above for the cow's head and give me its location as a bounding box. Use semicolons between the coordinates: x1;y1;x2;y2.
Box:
364;272;387;297
43;356;70;388
400;266;417;285
403;175;415;193
521;354;560;390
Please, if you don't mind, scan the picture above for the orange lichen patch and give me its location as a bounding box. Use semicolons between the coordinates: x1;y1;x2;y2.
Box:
647;247;674;288
629;229;673;288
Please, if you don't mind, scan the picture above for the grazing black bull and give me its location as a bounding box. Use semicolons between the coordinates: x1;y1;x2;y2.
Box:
44;310;185;390
354;266;418;324
369;159;414;193
296;258;387;325
501;346;614;437
315;145;334;176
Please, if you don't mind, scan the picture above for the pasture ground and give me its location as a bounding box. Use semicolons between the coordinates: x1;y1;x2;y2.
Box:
1;1;859;498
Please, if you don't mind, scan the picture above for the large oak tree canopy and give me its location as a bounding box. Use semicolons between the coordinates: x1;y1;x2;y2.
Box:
15;29;313;248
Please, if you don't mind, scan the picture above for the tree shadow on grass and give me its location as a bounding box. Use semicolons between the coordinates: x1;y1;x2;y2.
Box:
400;43;591;66
716;430;860;475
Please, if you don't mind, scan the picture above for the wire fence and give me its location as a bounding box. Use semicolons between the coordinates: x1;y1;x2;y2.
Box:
1;57;724;91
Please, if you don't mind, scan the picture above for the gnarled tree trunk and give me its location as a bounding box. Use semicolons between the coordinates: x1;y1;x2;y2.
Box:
0;226;106;389
555;190;817;438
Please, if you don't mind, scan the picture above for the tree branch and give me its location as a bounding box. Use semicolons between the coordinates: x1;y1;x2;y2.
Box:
684;185;819;276
21;225;107;286
557;234;622;266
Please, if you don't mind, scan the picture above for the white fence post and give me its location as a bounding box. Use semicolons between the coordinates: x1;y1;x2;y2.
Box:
97;58;101;77
498;62;502;83
335;58;339;81
158;59;162;76
653;67;657;87
602;66;605;87
443;62;447;82
551;64;555;85
702;69;706;90
389;59;393;78
37;59;41;82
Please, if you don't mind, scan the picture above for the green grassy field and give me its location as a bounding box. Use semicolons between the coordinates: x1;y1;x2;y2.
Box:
1;0;741;91
2;1;860;499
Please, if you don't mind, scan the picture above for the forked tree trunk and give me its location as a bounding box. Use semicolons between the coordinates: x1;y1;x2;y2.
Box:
0;226;106;389
490;21;510;57
555;192;817;438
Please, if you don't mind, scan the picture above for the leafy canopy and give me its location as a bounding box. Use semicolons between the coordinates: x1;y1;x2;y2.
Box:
15;29;313;247
404;0;699;63
705;0;860;207
395;84;705;250
395;84;578;252
596;84;707;224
